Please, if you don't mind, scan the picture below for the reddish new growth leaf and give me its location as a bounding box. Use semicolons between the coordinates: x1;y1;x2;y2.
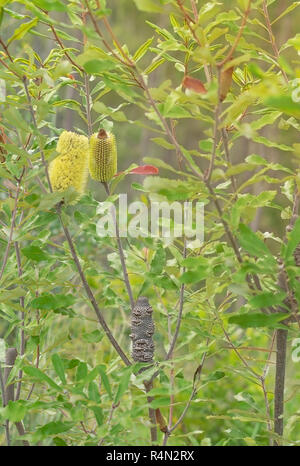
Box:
129;165;159;175
114;165;159;177
182;76;207;94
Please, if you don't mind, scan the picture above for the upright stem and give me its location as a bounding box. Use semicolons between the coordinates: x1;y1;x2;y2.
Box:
56;204;131;366
166;240;186;359
144;380;158;445
102;182;135;311
14;240;25;402
0;362;10;445
274;328;288;444
84;72;92;138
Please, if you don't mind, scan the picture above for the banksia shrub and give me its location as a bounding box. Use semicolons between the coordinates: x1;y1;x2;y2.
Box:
89;129;117;182
49;131;89;198
131;297;155;363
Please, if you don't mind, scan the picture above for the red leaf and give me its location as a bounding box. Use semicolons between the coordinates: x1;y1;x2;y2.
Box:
182;76;207;94
129;165;159;175
114;165;159;177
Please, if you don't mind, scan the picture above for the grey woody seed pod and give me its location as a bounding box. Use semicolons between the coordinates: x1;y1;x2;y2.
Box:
131;297;155;363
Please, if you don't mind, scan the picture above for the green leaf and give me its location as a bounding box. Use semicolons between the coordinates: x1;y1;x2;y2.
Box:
32;0;68;11
248;291;286;309
150;397;171;408
272;2;300;25
51;354;66;384
133;37;153;62
36;421;72;436
265;95;300;119
228;312;289;328
7;18;38;45
180;267;210;284
285;217;300;261
98;367;112;400
238;224;275;262
90;406;103;426
88;382;101;403
76;362;88;382
150;244;166;274
114;368;131;404
31;294;76;311
83;59;117;73
3;400;27;422
145;57;165;74
21;245;49;262
23;366;62;391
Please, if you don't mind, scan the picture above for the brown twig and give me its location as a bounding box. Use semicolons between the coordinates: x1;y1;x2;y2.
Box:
218;0;252;68
14;240;25;402
49;24;84;73
166;239;186;359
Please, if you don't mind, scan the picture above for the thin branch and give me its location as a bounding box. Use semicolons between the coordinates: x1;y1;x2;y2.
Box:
84;0;133;68
190;0;198;22
84;73;92;137
221;128;238;193
262;1;288;84
166;239;186;359
273;328;288;443
14;240;25;402
103;182;135;311
49;24;84;73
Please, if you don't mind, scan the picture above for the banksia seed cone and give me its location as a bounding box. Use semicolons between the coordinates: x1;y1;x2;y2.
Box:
131;296;155;363
49;131;89;199
89;129;117;182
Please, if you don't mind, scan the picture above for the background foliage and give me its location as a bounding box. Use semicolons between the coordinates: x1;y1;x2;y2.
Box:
0;0;300;446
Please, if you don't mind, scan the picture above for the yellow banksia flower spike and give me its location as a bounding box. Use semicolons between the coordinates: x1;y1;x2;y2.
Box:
89;129;117;183
49;131;89;201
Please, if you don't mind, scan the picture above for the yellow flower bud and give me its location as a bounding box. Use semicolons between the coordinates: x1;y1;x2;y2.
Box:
89;129;117;182
49;131;89;200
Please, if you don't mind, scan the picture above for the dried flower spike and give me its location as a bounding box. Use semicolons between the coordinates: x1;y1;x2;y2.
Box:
49;131;89;199
89;129;117;182
131;296;155;363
